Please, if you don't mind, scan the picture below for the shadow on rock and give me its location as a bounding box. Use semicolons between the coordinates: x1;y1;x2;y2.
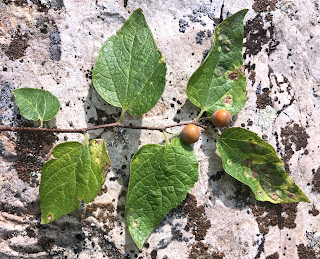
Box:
84;86;143;257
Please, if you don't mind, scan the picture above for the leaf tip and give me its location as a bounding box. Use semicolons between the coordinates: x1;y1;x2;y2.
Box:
132;8;144;17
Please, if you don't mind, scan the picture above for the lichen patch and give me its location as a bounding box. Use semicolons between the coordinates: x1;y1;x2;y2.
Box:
183;194;211;241
250;202;298;234
252;0;278;13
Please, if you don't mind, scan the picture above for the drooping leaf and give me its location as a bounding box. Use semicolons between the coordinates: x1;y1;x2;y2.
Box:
92;8;166;116
187;9;248;117
217;127;309;203
40;139;111;224
13;88;60;123
125;138;198;248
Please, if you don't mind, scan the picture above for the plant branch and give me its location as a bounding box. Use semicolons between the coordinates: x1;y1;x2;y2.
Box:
0;121;207;134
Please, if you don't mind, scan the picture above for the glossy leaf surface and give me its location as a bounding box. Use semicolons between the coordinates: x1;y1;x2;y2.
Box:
187;9;248;116
217;127;309;203
40;139;110;223
93;8;166;115
13;88;60;122
125;138;198;248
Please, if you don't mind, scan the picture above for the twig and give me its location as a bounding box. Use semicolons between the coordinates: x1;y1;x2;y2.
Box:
0;121;207;134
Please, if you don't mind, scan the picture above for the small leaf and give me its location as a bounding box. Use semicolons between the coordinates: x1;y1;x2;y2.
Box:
125;138;198;248
217;127;309;203
92;8;167;116
187;9;248;116
13;88;60;122
40;139;111;224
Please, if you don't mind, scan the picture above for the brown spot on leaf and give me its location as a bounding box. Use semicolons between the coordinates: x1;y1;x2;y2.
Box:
223;95;232;104
250;142;257;149
288;193;296;199
271;192;279;200
228;71;239;80
243;158;252;167
47;214;52;221
94;139;103;145
252;172;259;178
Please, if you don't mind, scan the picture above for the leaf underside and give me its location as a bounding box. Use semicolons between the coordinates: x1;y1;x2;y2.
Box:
13;88;60;122
40;139;111;224
217;127;309;204
125;138;199;248
187;9;248;116
92;8;167;116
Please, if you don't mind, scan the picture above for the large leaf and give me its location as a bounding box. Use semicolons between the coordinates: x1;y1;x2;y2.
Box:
187;9;248;117
92;8;166;116
125;138;198;248
217;127;309;203
40;139;111;224
13;88;60;123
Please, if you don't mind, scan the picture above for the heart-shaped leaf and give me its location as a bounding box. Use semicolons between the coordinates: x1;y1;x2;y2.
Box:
92;8;166;116
217;127;309;203
187;9;248;117
13;88;60;124
40;139;110;224
125;138;198;248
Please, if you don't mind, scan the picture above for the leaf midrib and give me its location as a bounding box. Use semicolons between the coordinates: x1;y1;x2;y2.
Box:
20;94;42;121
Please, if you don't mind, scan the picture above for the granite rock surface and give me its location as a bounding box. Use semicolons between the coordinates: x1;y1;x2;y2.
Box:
0;0;320;258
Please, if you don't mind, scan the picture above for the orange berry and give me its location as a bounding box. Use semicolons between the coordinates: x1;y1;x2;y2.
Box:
211;109;232;127
181;124;200;144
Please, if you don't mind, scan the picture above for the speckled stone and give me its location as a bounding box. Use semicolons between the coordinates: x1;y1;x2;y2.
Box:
1;0;320;258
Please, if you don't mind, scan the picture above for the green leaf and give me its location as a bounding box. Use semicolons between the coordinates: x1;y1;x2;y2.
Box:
217;127;309;203
13;88;60;123
125;138;198;248
187;9;248;117
92;8;167;116
40;139;111;224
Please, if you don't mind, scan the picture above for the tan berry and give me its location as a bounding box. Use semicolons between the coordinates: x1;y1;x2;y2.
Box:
181;124;200;144
211;109;232;127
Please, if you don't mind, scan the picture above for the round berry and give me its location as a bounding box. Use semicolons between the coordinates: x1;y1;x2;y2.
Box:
181;124;200;144
211;109;232;127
